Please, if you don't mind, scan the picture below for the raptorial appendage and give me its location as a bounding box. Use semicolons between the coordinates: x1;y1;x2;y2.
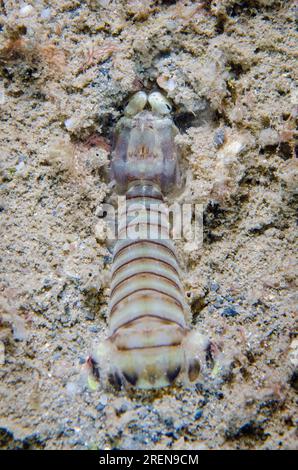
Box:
91;91;208;389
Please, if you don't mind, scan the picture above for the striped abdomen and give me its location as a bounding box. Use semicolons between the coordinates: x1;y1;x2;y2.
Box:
105;183;198;389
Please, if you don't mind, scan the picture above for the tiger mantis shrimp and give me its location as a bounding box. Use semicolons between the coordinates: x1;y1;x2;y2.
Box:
89;91;208;390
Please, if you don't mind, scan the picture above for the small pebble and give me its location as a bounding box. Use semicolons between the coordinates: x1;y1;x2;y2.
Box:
64;118;76;131
249;223;264;233
213;128;225;148
85;311;95;321
100;394;108;405
89;326;100;333
164;417;174;427
222;306;238;317
96;403;106;412
288;338;298;373
157;75;176;92
210;281;219;292
194;410;203;420
41;8;51;19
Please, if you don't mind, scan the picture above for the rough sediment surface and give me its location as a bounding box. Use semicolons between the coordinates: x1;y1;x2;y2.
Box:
0;0;297;449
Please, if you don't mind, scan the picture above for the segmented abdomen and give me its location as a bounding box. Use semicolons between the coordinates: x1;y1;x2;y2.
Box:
107;183;190;388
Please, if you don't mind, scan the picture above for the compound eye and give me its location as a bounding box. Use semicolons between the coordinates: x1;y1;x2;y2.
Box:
148;91;172;115
124;91;148;116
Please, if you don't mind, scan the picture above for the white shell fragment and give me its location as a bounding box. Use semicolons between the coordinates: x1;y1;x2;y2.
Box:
289;338;298;369
64;117;76;131
91;95;208;390
124;91;147;116
259;128;279;148
19;5;35;17
157;75;176;92
41;8;52;20
148;91;172;115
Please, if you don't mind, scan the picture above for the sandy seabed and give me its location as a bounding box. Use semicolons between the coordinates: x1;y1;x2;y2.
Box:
0;0;297;450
